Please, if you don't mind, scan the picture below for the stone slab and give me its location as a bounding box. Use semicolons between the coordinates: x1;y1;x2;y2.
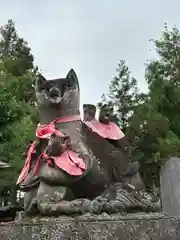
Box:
160;157;180;216
0;213;180;240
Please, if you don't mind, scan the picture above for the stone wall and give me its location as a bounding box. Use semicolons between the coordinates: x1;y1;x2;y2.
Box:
0;213;180;240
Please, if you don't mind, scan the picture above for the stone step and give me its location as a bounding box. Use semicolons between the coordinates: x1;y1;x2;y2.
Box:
0;213;179;240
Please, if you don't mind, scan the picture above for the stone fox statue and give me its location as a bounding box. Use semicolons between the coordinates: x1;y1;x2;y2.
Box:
82;103;129;157
17;69;107;214
83;104;144;190
97;104;145;189
17;69;160;216
98;104;130;158
83;104;96;121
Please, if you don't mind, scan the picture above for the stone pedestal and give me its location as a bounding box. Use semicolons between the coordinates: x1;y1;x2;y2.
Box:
160;157;180;216
0;213;180;240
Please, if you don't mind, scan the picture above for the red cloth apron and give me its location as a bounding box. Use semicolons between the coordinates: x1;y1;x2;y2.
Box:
84;119;125;140
16;115;85;185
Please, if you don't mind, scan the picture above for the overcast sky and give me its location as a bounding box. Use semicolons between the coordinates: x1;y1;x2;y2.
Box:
1;0;180;107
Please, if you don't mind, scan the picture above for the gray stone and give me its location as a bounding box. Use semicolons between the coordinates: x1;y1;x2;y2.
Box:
19;69;160;216
160;157;180;216
0;213;180;240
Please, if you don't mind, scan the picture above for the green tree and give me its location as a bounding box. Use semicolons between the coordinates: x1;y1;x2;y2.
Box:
0;20;38;187
129;24;180;188
99;60;141;131
127;101;170;188
0;19;34;76
146;24;180;136
100;24;180;189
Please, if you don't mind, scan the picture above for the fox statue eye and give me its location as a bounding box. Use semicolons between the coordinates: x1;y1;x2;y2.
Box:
64;81;73;89
67;82;73;88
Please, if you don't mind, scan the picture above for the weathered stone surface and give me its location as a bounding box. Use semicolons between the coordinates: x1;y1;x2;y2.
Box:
18;69;160;216
160;157;180;216
0;213;180;240
83;104;96;121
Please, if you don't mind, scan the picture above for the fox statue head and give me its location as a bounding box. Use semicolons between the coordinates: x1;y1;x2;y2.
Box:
83;104;96;121
99;104;114;124
35;69;80;122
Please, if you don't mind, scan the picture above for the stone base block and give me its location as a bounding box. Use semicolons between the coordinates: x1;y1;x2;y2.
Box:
0;213;180;240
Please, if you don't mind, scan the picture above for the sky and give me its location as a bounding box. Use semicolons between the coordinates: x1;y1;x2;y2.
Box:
1;0;180;108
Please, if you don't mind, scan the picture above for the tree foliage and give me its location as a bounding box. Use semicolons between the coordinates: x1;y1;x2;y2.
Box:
98;60;143;131
0;20;38;187
100;23;180;189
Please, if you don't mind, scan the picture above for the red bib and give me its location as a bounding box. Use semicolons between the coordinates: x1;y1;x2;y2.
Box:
16;115;85;185
84;120;125;140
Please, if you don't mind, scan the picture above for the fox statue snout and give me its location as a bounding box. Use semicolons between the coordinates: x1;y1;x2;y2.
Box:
45;85;62;104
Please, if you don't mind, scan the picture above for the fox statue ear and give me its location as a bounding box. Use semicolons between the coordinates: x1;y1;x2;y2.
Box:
66;69;79;87
35;73;47;90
